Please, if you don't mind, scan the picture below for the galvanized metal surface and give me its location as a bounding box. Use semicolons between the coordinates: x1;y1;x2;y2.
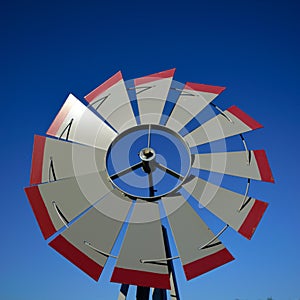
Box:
85;72;137;133
183;106;262;147
162;195;234;280
111;202;170;290
135;69;174;124
47;94;117;150
192;150;274;182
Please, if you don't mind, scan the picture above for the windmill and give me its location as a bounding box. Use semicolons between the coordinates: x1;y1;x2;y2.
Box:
25;69;274;299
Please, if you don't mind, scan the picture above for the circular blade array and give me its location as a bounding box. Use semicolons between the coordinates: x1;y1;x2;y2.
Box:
25;69;274;290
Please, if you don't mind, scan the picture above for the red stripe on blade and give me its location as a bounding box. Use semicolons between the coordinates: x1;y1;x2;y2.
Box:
30;135;46;185
111;267;171;290
24;186;56;239
85;71;123;103
227;106;263;130
183;248;234;280
185;82;226;94
47;96;76;136
134;68;175;86
238;200;268;240
49;235;103;281
253;150;275;183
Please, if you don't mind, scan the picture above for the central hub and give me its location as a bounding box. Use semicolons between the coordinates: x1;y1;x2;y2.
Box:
139;147;156;174
139;147;156;162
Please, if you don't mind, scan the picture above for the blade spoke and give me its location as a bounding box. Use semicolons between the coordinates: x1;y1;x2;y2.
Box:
110;162;143;180
147;124;151;148
155;162;184;180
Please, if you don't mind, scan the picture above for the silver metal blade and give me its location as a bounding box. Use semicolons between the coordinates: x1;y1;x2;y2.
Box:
134;69;175;124
84;71;137;133
182;176;268;239
47;94;117;150
111;201;171;290
192;150;274;182
166;83;225;132
49;190;132;281
24;172;113;239
184;106;263;147
162;195;234;280
30;135;106;185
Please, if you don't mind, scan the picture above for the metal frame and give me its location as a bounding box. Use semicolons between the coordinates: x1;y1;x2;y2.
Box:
106;124;192;200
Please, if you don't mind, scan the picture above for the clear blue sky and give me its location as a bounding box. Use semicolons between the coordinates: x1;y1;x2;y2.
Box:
1;1;299;299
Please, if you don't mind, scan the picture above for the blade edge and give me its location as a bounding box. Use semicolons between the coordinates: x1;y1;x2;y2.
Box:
49;235;103;281
183;248;234;280
111;267;171;290
24;186;56;239
238;199;268;239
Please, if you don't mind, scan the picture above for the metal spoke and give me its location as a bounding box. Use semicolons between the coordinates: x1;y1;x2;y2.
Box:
110;161;143;180
155;162;184;180
147;124;151;148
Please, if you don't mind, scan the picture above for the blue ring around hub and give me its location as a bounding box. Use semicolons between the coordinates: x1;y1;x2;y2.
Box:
106;124;191;200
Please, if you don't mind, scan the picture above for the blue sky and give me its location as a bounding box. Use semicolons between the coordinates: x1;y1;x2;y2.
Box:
1;1;299;299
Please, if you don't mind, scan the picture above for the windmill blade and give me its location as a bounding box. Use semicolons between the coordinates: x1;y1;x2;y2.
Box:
134;69;175;124
30;135;106;185
182;176;268;239
192;150;274;183
24;172;112;239
111;202;170;290
162;195;234;280
49;190;132;282
166;83;225;132
183;106;263;147
47;94;117;150
84;71;137;133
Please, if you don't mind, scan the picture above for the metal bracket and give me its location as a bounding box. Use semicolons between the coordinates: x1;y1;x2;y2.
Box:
198;224;229;250
140;256;179;264
88;94;110;110
59;118;74;140
210;103;234;123
238;133;252;211
127;86;155;95
48;157;57;182
52;201;69;228
240;134;251;164
238;178;251;212
170;87;196;97
84;241;118;259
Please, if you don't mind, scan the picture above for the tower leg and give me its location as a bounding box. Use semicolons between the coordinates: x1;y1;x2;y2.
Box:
118;284;129;300
162;226;180;300
152;288;167;300
136;286;150;300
